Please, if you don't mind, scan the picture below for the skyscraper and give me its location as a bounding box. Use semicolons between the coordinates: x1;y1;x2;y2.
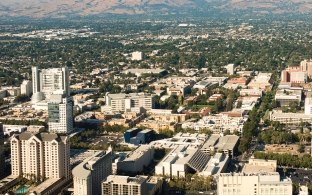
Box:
32;66;40;94
32;66;70;101
31;66;73;133
48;94;73;134
10;132;70;180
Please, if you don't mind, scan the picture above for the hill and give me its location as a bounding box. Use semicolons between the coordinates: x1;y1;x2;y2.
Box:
0;0;311;18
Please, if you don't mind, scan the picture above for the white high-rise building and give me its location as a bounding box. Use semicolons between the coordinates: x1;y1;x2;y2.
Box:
48;94;73;134
20;80;32;96
32;66;40;94
32;66;69;101
10;132;70;180
225;64;235;75
72;150;112;195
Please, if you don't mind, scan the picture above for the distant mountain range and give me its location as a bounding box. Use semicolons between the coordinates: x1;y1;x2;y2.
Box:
0;0;311;18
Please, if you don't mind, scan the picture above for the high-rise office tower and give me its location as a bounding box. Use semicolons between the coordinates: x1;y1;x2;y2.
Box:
72;150;112;195
10;132;70;180
0;123;5;179
32;66;40;94
48;94;73;134
32;66;69;101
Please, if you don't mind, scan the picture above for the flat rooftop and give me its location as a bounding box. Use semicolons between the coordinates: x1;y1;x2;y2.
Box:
242;158;277;173
123;68;165;74
28;178;61;194
215;135;239;151
105;175;148;185
201;134;221;149
124;145;153;161
159;145;198;165
107;93;153;99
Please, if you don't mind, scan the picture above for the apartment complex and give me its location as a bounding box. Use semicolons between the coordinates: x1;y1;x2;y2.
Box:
10;132;70;180
102;93;155;113
72;150;112;195
102;175;163;195
48;94;73;133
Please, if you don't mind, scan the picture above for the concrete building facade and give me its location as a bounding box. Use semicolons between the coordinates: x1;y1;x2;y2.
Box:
217;173;292;195
72;150;112;195
48;95;73;134
103;93;155;113
117;145;154;174
32;66;70;101
20;80;32;96
102;175;163;195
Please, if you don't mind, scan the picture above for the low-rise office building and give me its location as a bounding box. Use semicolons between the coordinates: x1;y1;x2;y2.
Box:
138;119;178;132
2;125;27;136
200;135;239;157
217;172;292;195
102;93;155;113
199;153;229;177
182;114;246;134
248;73;272;91
122;68;166;77
217;157;291;195
269;110;312;125
275;88;302;106
130;129;155;145
102;175;163;195
155;145;196;178
242;158;277;173
117;145;154;174
150;133;208;149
